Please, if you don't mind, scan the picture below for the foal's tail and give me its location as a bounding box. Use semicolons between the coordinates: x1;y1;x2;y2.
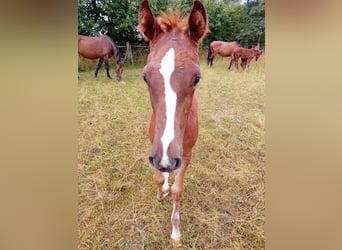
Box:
207;46;212;65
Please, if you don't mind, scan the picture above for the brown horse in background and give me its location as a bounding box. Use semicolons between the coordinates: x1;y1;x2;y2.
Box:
230;46;263;71
78;35;123;81
207;40;241;69
139;0;209;245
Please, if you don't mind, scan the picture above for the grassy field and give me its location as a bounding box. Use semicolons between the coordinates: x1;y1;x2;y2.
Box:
78;53;265;249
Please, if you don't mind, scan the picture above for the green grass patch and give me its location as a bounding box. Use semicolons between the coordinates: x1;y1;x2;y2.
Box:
79;55;265;249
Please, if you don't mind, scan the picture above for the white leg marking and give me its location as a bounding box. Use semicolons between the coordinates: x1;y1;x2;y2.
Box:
159;48;176;168
171;203;181;240
162;172;170;193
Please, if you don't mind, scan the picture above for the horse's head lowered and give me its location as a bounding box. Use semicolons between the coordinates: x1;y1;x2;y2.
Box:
115;60;123;81
139;0;209;172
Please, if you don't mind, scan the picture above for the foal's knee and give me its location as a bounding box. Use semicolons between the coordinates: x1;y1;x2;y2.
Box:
171;184;183;202
153;171;164;186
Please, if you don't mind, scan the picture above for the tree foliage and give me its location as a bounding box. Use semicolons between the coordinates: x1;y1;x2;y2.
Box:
236;0;265;48
78;0;264;49
78;0;142;45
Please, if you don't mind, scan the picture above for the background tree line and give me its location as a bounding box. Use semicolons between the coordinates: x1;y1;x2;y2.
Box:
78;0;264;49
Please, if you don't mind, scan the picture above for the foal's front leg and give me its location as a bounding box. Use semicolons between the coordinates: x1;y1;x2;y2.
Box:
170;156;191;245
152;165;186;245
153;170;170;201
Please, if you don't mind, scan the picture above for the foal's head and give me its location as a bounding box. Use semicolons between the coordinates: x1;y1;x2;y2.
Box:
254;49;263;61
139;0;208;172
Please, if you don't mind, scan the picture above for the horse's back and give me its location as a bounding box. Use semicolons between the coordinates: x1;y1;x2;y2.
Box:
101;36;115;55
210;41;241;56
78;35;113;59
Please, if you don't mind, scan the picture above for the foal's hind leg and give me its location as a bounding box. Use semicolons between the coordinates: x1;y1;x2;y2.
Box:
245;58;252;71
95;58;104;77
234;58;240;71
153;170;170;201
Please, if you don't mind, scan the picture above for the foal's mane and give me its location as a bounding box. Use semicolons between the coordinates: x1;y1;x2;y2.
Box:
105;35;122;64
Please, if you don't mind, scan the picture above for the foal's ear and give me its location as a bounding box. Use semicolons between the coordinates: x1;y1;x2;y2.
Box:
138;0;161;41
188;0;209;44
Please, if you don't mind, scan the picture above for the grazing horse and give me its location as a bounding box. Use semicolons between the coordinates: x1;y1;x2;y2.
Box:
207;40;241;68
138;0;209;245
230;46;263;71
78;35;123;81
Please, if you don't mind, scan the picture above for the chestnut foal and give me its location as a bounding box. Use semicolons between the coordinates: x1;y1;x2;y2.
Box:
231;46;263;71
138;0;209;245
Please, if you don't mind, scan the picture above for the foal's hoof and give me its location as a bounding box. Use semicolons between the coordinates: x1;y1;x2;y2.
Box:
156;191;169;201
171;238;182;246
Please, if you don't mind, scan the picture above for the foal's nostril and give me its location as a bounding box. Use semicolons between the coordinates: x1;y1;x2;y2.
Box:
149;156;155;166
175;158;182;169
149;155;181;171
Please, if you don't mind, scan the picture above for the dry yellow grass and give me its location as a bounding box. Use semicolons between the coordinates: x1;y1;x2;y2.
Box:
78;53;265;249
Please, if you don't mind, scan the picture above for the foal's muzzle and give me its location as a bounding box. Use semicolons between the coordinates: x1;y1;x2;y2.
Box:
149;155;182;172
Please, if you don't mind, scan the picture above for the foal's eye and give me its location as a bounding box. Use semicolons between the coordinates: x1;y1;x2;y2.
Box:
193;75;201;87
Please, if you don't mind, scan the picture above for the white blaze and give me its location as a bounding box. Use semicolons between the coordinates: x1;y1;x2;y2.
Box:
159;48;176;167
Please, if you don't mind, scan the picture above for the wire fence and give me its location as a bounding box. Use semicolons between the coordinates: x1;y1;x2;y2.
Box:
78;42;210;71
117;42;150;65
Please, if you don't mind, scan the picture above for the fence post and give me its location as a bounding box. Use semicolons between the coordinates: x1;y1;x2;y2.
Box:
125;41;134;64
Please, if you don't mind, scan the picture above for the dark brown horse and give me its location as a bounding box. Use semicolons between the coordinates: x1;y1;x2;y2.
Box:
207;40;241;68
139;0;209;245
78;35;123;81
230;46;263;71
